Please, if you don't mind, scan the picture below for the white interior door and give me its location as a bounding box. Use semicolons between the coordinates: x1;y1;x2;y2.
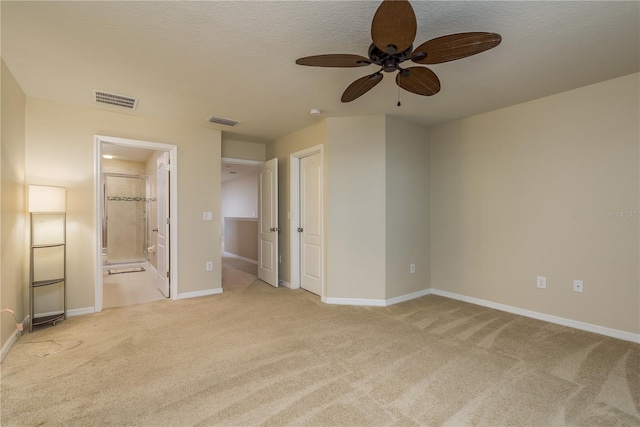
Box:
300;153;322;295
258;158;278;287
156;152;170;297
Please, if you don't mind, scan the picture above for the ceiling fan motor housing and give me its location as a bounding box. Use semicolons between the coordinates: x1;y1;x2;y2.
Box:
368;43;413;72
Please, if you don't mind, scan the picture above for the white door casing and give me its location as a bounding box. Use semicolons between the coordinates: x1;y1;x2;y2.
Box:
156;152;170;297
94;135;178;312
258;158;278;287
300;153;322;295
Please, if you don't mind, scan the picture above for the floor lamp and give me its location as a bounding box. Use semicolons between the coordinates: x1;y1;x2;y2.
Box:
28;185;67;332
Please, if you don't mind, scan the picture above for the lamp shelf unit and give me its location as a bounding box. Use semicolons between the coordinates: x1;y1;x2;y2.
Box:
29;214;66;332
31;313;65;328
28;185;67;333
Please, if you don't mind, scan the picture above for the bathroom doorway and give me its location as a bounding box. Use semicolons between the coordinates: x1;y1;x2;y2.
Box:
94;135;178;311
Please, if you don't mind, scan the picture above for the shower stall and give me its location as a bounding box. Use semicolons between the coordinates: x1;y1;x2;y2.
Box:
102;174;150;265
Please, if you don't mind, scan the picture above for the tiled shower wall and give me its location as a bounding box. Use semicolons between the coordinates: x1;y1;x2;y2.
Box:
105;175;147;263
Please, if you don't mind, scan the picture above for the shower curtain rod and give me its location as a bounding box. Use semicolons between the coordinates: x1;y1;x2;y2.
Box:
103;172;149;179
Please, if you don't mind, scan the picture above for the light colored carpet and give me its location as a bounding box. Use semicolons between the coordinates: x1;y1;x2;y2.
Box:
222;256;258;292
1;281;638;426
222;255;258;276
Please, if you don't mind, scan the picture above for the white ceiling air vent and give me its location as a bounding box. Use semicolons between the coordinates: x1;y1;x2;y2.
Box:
208;116;240;127
94;90;138;109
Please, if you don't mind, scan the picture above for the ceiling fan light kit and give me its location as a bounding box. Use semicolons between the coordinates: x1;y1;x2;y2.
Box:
295;0;501;103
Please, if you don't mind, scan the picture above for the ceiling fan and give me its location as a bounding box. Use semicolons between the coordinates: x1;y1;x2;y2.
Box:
295;0;502;103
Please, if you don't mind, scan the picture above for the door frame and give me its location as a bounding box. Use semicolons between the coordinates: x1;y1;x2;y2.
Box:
290;145;324;297
94;135;179;312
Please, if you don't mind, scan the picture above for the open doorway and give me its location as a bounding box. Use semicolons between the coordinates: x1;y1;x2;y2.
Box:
94;135;178;311
221;158;260;291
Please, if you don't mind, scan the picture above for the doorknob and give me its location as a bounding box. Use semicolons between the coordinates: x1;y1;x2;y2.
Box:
270;227;280;232
152;228;158;232
298;227;304;232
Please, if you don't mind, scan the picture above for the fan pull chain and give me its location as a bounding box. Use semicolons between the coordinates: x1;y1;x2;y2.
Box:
397;87;402;107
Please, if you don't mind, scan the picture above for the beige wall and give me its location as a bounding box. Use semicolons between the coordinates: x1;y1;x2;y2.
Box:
224;219;258;261
266;120;327;285
430;73;639;334
222;137;266;162
385;116;430;299
221;174;258;219
102;158;145;175
327;115;387;300
1;60;27;351
25;97;222;311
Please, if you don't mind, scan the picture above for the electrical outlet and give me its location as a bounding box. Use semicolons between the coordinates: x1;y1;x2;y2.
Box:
279;255;282;263
410;263;416;274
206;261;213;271
573;280;583;293
537;276;547;289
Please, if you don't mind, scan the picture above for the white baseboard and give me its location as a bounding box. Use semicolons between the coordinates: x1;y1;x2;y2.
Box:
430;288;640;344
178;288;223;300
35;307;95;318
67;307;95;317
385;289;432;306
1;329;21;363
223;252;258;265
322;296;386;306
322;288;431;307
1;315;29;363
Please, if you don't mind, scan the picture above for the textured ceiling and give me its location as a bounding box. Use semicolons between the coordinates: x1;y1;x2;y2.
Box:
2;1;639;142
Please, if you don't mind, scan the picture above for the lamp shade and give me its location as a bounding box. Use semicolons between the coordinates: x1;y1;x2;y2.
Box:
28;185;66;213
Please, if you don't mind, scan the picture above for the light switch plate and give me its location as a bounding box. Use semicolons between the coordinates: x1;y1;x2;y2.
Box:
203;211;213;221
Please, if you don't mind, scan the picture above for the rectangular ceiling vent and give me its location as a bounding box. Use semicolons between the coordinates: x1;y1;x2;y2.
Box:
94;90;138;109
208;116;240;127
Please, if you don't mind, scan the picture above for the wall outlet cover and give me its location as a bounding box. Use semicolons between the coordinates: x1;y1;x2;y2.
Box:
537;276;547;289
573;280;583;293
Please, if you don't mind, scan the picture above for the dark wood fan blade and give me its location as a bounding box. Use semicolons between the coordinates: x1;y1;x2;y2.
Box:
342;73;384;102
371;0;417;55
396;67;440;96
412;32;502;64
296;54;372;67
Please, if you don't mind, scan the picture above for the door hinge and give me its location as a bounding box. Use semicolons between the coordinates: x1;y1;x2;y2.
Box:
167;270;171;283
167;217;170;225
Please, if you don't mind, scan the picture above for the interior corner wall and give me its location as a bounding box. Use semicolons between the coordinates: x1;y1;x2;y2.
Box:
1;59;27;351
429;73;640;334
25;97;222;312
267;120;327;285
385;116;430;299
327;115;386;300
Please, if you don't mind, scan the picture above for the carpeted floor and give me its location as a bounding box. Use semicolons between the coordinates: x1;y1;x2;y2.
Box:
1;279;638;426
222;256;258;292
